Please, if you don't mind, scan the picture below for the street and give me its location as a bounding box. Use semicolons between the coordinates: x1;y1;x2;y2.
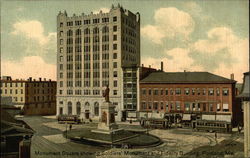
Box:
18;116;244;158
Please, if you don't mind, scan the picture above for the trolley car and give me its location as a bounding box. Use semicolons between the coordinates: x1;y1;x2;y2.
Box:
57;115;81;124
192;120;232;133
140;118;171;129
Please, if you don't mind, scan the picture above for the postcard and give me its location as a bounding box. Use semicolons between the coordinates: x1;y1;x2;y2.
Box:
0;0;249;158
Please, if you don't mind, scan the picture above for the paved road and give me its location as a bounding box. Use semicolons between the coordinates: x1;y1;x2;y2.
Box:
18;116;108;158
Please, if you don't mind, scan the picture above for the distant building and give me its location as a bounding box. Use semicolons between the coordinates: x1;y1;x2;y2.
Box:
56;4;140;121
237;72;250;158
139;64;157;80
0;96;21;116
0;76;56;115
0;108;34;158
139;71;242;126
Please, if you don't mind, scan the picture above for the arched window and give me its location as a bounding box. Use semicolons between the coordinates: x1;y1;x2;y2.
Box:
102;26;109;33
84;28;90;35
68;101;72;115
76;102;81;115
85;102;90;110
76;29;81;36
67;30;73;36
94;102;99;116
93;27;99;34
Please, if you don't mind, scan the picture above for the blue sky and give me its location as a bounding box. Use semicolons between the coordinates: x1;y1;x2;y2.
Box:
1;0;249;82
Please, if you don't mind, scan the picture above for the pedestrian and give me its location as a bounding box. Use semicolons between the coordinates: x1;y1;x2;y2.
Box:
69;124;72;130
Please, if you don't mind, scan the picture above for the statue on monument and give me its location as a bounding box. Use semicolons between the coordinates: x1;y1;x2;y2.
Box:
103;85;110;102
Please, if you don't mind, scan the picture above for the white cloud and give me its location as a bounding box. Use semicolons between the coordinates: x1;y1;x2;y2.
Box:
142;48;203;72
11;20;55;45
141;7;195;44
191;27;249;82
93;7;110;14
1;56;56;80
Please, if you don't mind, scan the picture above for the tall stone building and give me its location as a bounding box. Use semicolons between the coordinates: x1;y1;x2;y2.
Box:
56;4;140;121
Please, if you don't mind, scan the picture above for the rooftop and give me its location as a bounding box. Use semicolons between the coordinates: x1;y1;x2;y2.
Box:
140;71;236;84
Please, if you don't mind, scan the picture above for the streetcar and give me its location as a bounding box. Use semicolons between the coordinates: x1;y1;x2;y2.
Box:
140;118;171;129
191;120;232;133
57;114;81;124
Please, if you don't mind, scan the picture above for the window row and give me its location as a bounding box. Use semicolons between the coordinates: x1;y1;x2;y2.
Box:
141;88;230;96
60;17;117;27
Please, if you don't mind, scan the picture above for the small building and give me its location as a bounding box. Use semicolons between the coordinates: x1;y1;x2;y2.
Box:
139;71;242;126
1;108;34;158
0;76;57;115
237;72;250;158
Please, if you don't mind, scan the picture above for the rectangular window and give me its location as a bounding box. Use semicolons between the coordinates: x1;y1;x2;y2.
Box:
113;16;117;22
114;80;117;87
148;102;152;109
113;35;117;41
209;103;213;112
170;88;174;95
184;102;190;111
113;25;117;32
60;39;63;45
203;103;206;111
113;62;117;68
154;89;158;95
197;88;200;95
153;102;158;110
217;103;221;111
203;88;206;95
148;89;152;95
113;44;117;50
113;71;117;77
175;88;181;95
216;88;220;96
165;89;168;95
192;88;195;95
142;89;146;95
185;88;189;95
176;101;181;110
113;53;117;59
160;89;163;95
166;102;169;111
113;90;117;95
142;102;147;110
222;103;229;112
223;88;229;96
209;88;214;96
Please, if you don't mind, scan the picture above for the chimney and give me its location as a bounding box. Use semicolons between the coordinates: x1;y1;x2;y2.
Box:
161;61;163;72
230;73;234;80
49;79;51;82
39;78;42;81
149;65;151;68
184;70;186;72
44;78;46;81
29;77;32;82
142;64;144;67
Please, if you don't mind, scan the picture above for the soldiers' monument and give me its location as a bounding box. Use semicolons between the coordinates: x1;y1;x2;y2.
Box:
92;85;121;134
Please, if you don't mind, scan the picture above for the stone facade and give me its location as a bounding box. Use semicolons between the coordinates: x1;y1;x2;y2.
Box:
0;76;56;115
56;4;140;121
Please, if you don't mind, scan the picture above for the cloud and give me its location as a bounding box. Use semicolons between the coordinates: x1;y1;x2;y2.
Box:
93;7;110;14
142;26;248;82
141;7;195;44
190;27;249;82
1;56;56;80
11;20;55;45
10;20;56;63
142;48;203;72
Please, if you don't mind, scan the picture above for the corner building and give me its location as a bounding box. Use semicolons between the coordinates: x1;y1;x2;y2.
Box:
56;4;140;121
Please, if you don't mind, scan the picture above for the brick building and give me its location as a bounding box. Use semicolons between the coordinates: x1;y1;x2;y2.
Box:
0;76;56;115
139;71;242;126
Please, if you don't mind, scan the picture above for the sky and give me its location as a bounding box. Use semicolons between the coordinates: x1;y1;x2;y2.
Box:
0;0;249;82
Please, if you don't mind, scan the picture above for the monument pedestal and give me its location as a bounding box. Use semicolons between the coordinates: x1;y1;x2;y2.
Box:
92;101;123;134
